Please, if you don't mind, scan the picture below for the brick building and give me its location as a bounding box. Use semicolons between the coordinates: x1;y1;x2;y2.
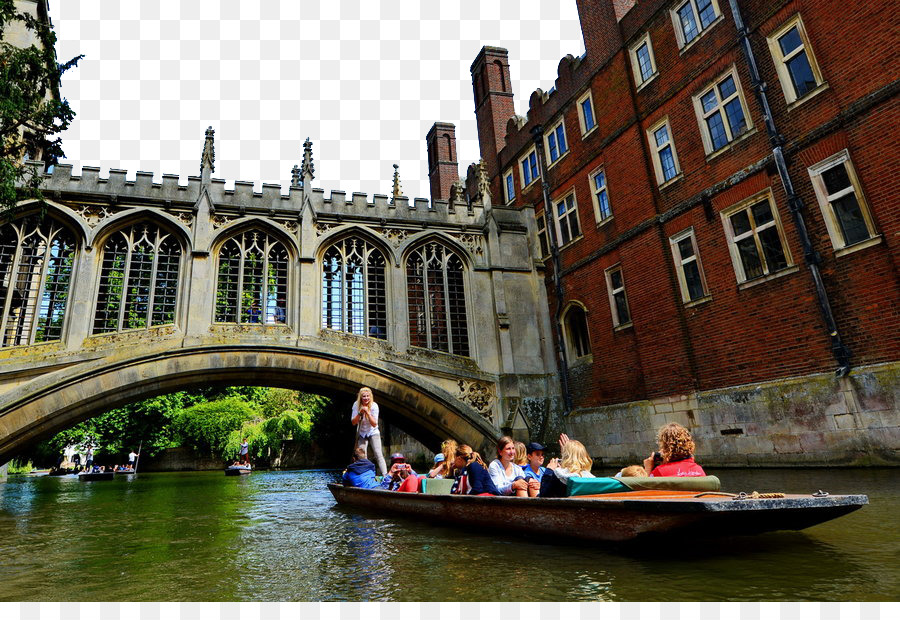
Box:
429;0;899;465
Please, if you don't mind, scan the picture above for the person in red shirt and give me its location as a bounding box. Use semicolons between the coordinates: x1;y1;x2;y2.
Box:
643;423;706;477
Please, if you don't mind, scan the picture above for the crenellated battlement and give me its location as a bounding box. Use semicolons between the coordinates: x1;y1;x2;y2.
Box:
23;158;485;223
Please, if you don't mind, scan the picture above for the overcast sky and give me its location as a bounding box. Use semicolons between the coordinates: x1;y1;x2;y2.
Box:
48;0;584;198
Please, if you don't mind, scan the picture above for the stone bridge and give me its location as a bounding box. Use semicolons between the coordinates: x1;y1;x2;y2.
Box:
0;132;560;461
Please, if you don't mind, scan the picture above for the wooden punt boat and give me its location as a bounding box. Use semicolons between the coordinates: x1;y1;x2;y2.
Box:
78;471;115;481
225;465;252;476
327;483;867;542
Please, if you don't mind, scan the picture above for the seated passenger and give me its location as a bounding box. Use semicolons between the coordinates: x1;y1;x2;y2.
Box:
615;465;648;478
342;447;381;489
514;441;528;467
451;445;500;496
488;436;528;497
380;453;419;492
427;438;457;479
522;442;546;497
643;423;706;477
541;434;595;497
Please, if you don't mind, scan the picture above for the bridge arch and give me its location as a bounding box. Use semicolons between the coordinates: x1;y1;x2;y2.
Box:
0;345;500;462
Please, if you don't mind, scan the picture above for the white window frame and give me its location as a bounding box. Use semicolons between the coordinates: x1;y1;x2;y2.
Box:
669;228;709;303
692;66;753;155
671;0;722;50
553;191;582;248
605;264;631;328
589;166;613;224
647;117;681;186
519;148;540;189
767;14;826;106
544;119;569;167
576;91;597;136
503;169;516;204
721;190;794;284
629;33;658;89
808;150;878;253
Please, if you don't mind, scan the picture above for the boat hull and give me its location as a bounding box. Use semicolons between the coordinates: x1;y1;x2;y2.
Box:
327;484;867;542
225;467;251;476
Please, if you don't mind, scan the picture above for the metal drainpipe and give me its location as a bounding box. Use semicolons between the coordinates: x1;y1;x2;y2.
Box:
530;125;574;414
728;0;851;376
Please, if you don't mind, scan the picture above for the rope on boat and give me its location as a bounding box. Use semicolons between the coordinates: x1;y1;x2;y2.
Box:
731;491;786;500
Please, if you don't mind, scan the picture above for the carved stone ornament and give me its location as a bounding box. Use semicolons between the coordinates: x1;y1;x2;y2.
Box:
451;233;483;256
315;222;335;236
177;212;195;227
75;204;111;228
212;214;236;229
375;227;410;246
457;379;495;417
280;220;299;234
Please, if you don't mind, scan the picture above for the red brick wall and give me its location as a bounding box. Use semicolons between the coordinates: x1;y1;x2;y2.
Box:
475;0;900;407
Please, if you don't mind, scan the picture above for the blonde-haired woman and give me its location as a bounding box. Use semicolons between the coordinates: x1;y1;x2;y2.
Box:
428;438;458;478
450;445;500;495
541;433;594;497
351;386;387;476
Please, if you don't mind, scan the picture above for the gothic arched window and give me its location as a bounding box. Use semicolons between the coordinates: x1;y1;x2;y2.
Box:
0;215;76;347
93;222;182;333
321;237;387;339
214;230;289;324
563;304;591;359
406;241;469;356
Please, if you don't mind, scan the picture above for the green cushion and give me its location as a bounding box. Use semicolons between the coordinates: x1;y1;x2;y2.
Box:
422;478;455;495
566;477;631;496
618;476;721;492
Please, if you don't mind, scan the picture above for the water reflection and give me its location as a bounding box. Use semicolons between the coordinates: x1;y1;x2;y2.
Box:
0;468;896;601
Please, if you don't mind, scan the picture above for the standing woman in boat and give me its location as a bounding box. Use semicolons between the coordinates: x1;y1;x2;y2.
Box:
488;436;529;497
351;387;387;476
643;423;706;477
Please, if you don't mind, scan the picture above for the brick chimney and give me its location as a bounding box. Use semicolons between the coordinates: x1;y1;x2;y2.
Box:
575;1;624;63
426;122;460;201
470;46;516;186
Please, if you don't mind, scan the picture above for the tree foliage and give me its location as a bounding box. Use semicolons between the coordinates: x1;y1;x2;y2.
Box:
171;397;261;458
1;0;82;213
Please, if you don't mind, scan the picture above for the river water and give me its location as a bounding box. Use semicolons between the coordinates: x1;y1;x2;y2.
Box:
0;467;896;601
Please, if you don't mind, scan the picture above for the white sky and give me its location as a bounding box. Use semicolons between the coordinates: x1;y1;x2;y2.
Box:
48;0;584;198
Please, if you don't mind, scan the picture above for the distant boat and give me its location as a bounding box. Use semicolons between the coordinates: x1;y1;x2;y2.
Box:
114;468;136;476
78;471;114;481
225;465;252;476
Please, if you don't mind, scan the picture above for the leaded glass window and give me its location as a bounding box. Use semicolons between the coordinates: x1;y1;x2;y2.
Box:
214;230;288;324
321;237;387;339
0;215;76;347
406;241;469;357
93;222;182;333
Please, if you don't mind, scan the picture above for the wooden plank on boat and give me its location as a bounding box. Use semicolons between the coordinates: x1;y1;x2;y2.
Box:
327;483;867;542
78;472;115;481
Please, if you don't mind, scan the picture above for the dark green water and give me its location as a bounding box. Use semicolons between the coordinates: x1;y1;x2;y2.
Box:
0;468;897;601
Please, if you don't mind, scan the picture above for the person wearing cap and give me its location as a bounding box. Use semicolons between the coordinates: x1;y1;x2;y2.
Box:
427;453;448;479
380;453;419;492
522;441;546;497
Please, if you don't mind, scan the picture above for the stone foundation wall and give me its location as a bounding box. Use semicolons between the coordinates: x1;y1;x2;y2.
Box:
567;362;899;467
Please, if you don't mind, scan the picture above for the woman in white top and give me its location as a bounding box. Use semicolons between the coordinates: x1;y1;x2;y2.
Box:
546;433;595;485
488;436;528;497
351;386;387;476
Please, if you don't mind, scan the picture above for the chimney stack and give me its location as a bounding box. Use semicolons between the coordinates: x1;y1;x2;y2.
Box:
470;46;516;192
426;122;460;201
